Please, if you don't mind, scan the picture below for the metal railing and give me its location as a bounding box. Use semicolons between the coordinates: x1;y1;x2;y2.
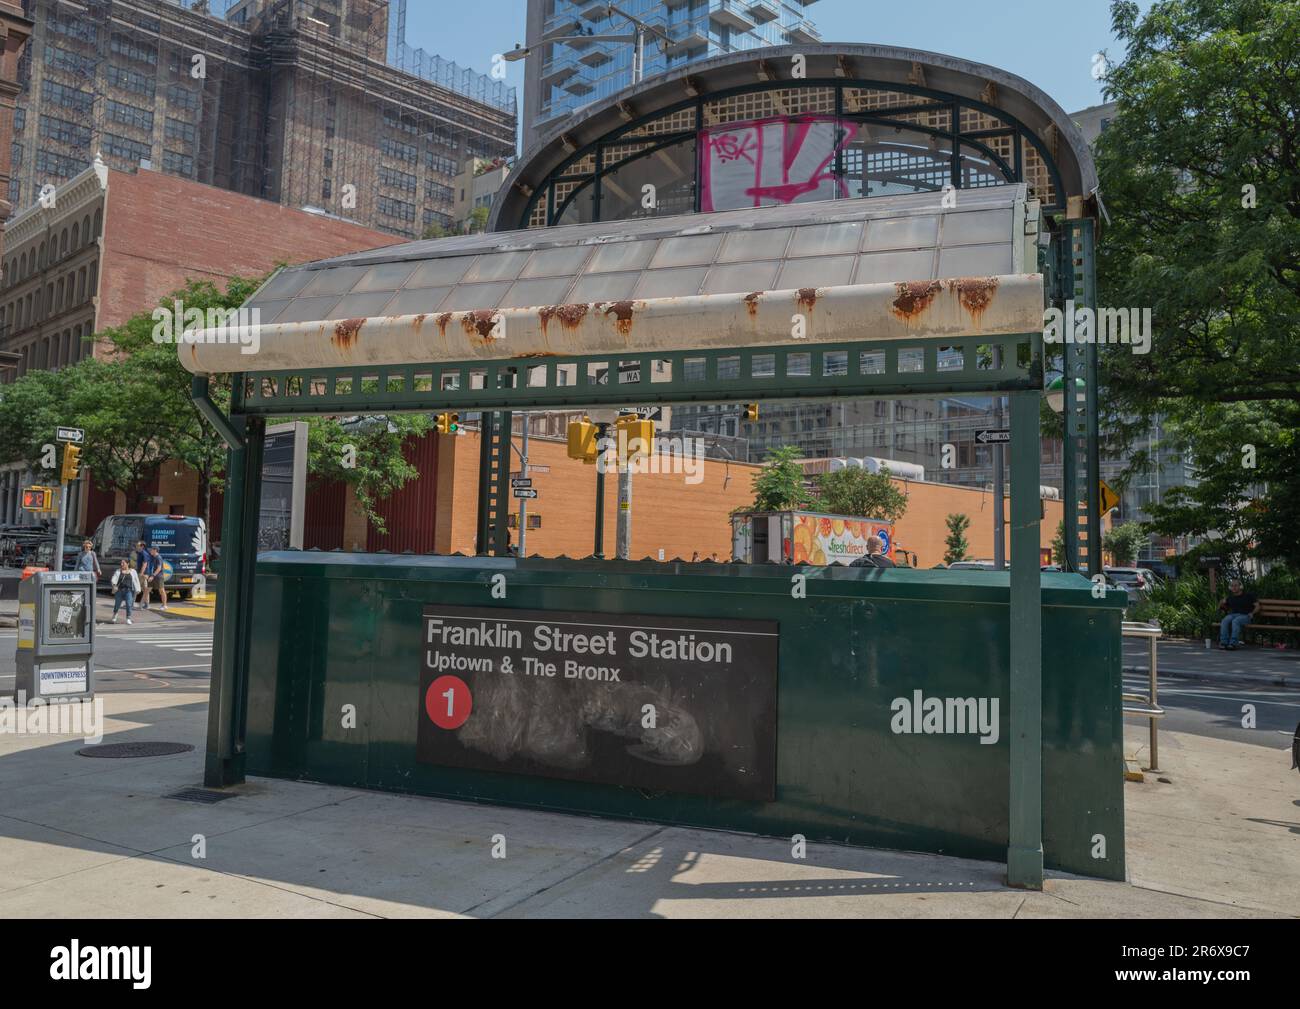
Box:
1122;620;1164;772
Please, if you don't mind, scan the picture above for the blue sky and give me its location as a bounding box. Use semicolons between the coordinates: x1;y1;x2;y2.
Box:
403;0;1153;128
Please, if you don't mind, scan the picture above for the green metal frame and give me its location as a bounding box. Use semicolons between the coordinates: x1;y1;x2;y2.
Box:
203;327;1050;887
521;76;1070;228
234;334;1041;417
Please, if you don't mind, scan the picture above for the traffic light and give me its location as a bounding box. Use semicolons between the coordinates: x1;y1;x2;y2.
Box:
60;444;82;483
435;412;459;435
744;404;759;421
616;415;654;461
21;486;53;511
567;418;598;463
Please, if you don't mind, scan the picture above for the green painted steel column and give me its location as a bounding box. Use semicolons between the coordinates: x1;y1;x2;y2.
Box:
204;411;266;787
1007;388;1043;888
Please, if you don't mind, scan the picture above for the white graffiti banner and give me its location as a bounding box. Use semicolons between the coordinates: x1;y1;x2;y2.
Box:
699;115;849;213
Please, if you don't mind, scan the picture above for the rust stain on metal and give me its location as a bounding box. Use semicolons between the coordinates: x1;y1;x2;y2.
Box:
332;318;364;351
538;303;589;335
946;276;999;323
435;312;453;337
743;292;762;317
412;313;427;329
513;351;560;358
460;310;498;342
604;300;635;336
891;280;943;322
796;288;818;313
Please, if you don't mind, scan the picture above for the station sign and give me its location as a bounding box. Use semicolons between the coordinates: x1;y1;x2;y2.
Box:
417;605;779;800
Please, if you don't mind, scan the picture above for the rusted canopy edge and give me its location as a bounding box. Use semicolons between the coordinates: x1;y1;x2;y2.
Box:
177;274;1044;376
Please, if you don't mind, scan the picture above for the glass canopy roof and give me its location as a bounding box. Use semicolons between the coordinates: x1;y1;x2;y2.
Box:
245;185;1030;327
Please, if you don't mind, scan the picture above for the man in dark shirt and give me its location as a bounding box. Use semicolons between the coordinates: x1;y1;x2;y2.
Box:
851;534;895;568
1219;580;1260;650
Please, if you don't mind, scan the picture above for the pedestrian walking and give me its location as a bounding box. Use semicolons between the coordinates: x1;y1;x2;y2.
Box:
1218;579;1260;650
134;539;152;608
148;546;168;610
110;559;139;624
76;539;102;580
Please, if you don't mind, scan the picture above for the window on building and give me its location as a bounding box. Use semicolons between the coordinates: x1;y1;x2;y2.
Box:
377;196;415;222
426;181;454;204
380;137;417;163
105;99;154;132
35;150;86;180
426;152;458;176
378;165;417;193
423;208;451;230
102;133;153;166
166;83;200;112
165;117;196;146
44;44;97;76
39;114;92;148
321;178;332;201
105;64;155;98
163;150;195;177
41;79;93;115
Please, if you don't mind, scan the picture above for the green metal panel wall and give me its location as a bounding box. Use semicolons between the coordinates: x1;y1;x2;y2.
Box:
244;553;1126;880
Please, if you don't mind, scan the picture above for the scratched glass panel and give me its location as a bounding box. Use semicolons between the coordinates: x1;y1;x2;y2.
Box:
586;240;657;273
273;296;343;323
899;347;925;373
854;250;935;285
520;245;593;278
936;243;1013;277
787;222;865;258
463;251;530;283
438;282;512;311
568;272;639;302
251;299;290;324
860;349;885;375
299;265;369;297
633;267;708;299
752;353;776;377
383;287;452;316
775;256;854;290
940;208;1012;246
353;261;418;293
326;291;398;320
716;228;791;263
406;257;473;288
648;234;723;268
786;352;811;376
700;261;779;295
254;269;313;301
863;215;939;251
498;277;574;309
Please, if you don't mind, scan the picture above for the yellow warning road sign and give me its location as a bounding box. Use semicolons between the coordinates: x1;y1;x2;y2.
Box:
1099;479;1120;514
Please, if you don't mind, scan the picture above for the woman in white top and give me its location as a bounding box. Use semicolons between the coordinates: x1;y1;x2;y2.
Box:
110;559;140;624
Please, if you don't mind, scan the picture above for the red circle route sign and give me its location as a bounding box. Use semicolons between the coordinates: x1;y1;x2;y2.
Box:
425;675;472;729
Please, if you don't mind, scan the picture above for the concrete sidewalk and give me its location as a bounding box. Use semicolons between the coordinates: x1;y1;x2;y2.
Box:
0;592;198;629
0;686;1295;918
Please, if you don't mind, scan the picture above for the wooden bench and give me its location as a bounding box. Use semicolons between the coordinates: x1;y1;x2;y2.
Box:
1242;599;1300;643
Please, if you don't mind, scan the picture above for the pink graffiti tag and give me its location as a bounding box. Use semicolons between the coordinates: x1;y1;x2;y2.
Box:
700;116;851;212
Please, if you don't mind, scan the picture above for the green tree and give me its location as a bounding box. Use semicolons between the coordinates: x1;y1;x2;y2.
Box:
1094;0;1300;557
422;222;449;240
305;414;431;535
1051;520;1067;567
814;466;909;522
745;445;813;511
943;513;971;566
1103;521;1147;566
467;206;490;234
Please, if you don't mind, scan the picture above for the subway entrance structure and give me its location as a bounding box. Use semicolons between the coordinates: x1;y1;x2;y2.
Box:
182;47;1115;889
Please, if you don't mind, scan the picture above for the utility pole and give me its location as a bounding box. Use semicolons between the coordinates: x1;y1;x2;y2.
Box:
517;413;529;556
616;436;632;560
593;423;609;559
992;346;1006;570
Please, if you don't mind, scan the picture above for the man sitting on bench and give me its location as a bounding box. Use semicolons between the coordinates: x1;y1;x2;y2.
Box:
1218;580;1260;651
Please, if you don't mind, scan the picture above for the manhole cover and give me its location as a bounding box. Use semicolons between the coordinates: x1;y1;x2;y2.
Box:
165;787;235;804
77;742;195;759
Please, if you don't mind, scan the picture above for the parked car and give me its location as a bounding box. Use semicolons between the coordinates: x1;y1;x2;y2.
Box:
31;536;81;572
1104;566;1153;606
0;526;50;568
90;514;209;599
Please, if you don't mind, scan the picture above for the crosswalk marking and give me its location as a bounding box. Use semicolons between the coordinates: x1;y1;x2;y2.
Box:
105;630;215;660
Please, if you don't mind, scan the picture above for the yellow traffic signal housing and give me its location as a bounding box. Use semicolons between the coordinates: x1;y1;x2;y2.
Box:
616;416;654;461
435;412;460;435
744;403;759;422
60;444;82;483
567;419;598;463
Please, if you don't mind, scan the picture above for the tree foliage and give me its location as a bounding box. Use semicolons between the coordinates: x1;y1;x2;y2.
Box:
814;467;909;522
1103;520;1147;566
746;445;813;512
1096;0;1300;566
943;512;971;566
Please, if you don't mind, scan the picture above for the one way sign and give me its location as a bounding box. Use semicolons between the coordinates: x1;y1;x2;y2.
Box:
975;428;1010;445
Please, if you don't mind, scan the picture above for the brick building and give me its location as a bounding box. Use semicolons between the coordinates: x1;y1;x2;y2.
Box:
0;160;398;530
0;1;30;262
304;427;1064;568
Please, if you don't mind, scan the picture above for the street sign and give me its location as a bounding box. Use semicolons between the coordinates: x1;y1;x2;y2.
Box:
1099;479;1120;514
510;478;532;489
975;428;1010;445
56;427;84;444
621;406;662;422
512;488;538;499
